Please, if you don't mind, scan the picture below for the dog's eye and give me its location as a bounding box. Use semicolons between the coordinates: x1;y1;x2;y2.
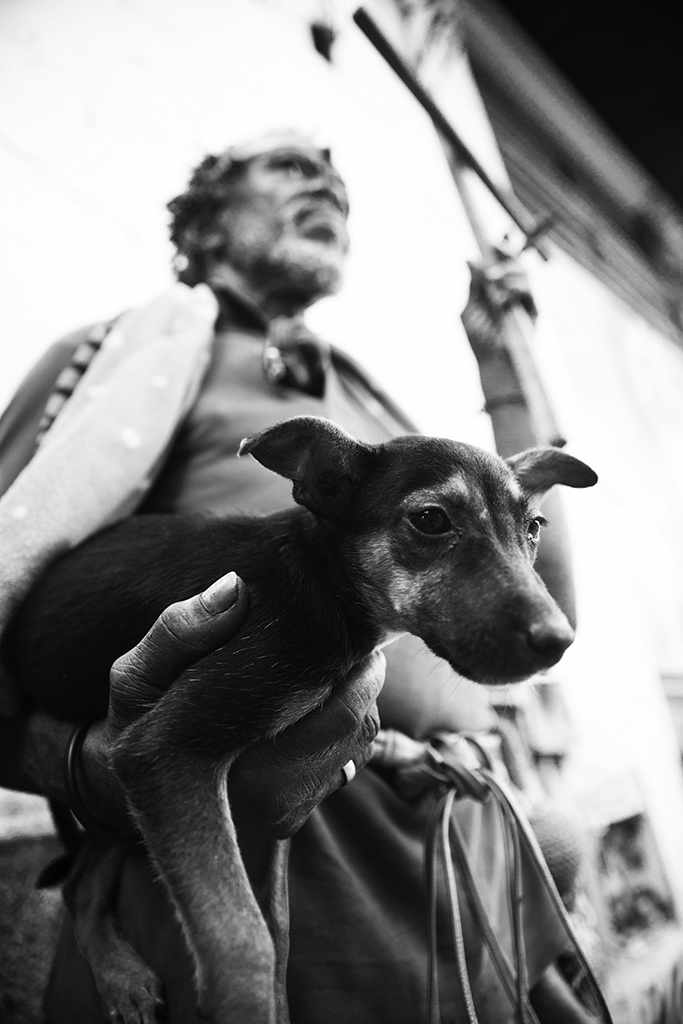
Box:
527;516;547;544
409;507;452;535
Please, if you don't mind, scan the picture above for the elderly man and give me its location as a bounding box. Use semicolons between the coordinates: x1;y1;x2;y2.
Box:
0;133;605;1023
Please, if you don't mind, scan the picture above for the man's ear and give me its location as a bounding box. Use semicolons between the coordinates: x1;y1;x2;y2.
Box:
507;447;598;501
238;416;373;519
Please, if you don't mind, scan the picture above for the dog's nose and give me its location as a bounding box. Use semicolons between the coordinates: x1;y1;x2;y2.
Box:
526;615;575;661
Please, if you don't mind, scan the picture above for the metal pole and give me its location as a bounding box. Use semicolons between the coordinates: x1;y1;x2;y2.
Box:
353;7;550;261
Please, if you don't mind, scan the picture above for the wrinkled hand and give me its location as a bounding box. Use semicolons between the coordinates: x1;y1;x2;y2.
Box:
105;571;250;739
461;253;537;358
80;571;385;839
230;651;385;839
80;571;250;826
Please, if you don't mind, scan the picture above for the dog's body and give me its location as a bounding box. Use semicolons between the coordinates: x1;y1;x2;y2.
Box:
8;416;597;1024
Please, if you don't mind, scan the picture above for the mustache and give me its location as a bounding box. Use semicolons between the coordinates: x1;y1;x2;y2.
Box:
294;187;349;217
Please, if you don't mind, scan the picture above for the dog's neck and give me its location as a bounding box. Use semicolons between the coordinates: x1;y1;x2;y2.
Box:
243;507;388;660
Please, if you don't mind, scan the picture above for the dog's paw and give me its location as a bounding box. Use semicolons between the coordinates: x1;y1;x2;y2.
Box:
95;961;165;1024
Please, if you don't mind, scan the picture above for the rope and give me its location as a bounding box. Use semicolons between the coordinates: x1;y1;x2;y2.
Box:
414;730;614;1024
479;766;615;1024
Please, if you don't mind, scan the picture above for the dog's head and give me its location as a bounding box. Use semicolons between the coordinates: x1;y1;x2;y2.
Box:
239;416;597;684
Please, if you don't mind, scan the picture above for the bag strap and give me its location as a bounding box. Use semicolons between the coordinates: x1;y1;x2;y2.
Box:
472;752;614;1024
423;756;541;1024
374;729;613;1024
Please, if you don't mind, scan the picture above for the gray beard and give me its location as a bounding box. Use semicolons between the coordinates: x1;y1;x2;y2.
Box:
229;236;344;313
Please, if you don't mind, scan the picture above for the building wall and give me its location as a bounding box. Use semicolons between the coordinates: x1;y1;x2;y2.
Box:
379;0;683;917
529;249;683;913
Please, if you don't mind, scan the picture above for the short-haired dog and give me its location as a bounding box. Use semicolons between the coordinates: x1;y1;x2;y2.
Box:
8;415;597;1024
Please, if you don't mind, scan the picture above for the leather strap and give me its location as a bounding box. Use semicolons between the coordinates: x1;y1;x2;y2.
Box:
375;730;613;1024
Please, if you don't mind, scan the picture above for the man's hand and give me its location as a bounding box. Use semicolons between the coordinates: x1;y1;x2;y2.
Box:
79;571;250;827
106;570;250;737
230;651;385;840
79;571;385;840
461;253;538;359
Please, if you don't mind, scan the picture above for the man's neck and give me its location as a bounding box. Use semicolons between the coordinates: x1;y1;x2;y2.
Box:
207;264;308;323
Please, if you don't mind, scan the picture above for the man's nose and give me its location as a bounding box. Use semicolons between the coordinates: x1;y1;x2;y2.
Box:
317;166;349;216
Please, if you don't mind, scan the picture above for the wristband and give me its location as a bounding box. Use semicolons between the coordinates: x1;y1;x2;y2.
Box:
63;721;138;845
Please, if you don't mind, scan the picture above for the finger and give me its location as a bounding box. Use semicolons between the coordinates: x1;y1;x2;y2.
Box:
283;719;381;834
321;701;381;780
277;650;386;754
231;702;381;838
229;656;385;838
110;572;249;696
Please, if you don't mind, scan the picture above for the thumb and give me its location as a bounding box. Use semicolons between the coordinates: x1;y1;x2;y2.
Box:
109;572;248;717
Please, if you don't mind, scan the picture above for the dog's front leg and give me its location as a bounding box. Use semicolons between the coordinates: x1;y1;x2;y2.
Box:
237;836;291;1024
63;838;165;1024
265;841;291;1024
114;706;278;1024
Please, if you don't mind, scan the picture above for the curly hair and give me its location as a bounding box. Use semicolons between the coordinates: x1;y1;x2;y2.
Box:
167;152;246;286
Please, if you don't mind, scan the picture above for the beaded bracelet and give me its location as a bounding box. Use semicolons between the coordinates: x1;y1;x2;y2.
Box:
63;721;138;845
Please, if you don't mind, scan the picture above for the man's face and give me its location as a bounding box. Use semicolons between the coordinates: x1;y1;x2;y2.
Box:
209;144;350;310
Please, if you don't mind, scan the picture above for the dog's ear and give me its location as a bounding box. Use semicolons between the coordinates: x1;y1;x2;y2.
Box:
238;416;372;519
507;447;598;501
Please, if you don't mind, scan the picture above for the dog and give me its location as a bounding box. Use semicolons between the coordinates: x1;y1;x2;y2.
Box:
7;415;597;1024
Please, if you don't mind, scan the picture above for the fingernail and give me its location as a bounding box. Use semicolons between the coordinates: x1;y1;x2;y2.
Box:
201;571;239;612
